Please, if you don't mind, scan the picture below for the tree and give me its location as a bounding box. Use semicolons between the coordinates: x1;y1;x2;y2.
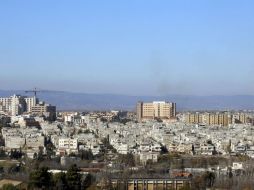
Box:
0;149;6;158
179;183;191;190
29;167;53;190
8;164;21;174
37;146;44;161
82;174;93;189
80;149;94;160
228;167;233;178
99;177;113;190
46;142;55;159
66;164;81;190
2;184;18;190
117;153;135;167
0;137;5;147
212;146;218;155
203;171;216;187
10;149;22;159
100;118;108;123
101;137;117;154
0;166;4;173
69;152;77;157
160;145;169;154
54;172;68;190
227;140;232;153
191;144;196;155
155;117;163;122
192;175;206;190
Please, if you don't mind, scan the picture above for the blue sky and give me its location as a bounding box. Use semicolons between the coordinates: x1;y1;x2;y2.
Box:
1;0;254;95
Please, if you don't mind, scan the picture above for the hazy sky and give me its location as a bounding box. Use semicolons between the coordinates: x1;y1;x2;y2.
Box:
1;0;254;96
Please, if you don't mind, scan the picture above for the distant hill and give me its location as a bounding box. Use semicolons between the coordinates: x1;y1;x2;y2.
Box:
0;90;254;111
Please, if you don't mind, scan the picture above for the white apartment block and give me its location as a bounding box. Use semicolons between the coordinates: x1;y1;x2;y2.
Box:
5;136;26;149
0;97;11;113
139;152;159;164
57;138;78;155
25;96;37;113
64;115;74;123
58;138;78;150
11;95;26;116
26;135;45;149
115;143;129;154
0;95;55;121
0;94;36;115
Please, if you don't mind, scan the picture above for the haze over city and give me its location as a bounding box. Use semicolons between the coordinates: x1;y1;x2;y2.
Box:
1;0;254;96
2;1;254;190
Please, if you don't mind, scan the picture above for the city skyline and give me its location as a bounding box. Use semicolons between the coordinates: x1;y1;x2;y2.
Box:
1;1;254;96
1;1;254;189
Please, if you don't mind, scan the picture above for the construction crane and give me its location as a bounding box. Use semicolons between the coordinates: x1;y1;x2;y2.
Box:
25;87;41;97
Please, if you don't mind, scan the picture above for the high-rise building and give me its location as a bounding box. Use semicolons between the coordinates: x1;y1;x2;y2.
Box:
31;102;56;121
136;101;176;122
0;94;55;119
10;95;26;116
0;94;27;115
0;97;11;113
25;96;37;113
136;102;143;122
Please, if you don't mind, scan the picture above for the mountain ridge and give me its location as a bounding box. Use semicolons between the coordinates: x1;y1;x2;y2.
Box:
0;90;254;111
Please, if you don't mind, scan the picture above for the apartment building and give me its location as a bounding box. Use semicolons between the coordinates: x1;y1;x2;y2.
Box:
0;95;38;115
0;95;26;115
25;96;37;113
0;95;56;120
233;113;248;124
136;101;176;122
26;135;45;149
185;112;204;124
110;178;191;190
58;138;78;149
31;102;56;121
185;112;233;126
10;95;26;116
0;97;11;113
5;136;26;149
58;138;78;155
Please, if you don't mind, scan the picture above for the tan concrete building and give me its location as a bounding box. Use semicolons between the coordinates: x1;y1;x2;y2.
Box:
185;112;204;124
207;113;232;126
110;178;191;190
185;112;233;126
31;102;56;121
137;101;176;122
233;113;248;124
